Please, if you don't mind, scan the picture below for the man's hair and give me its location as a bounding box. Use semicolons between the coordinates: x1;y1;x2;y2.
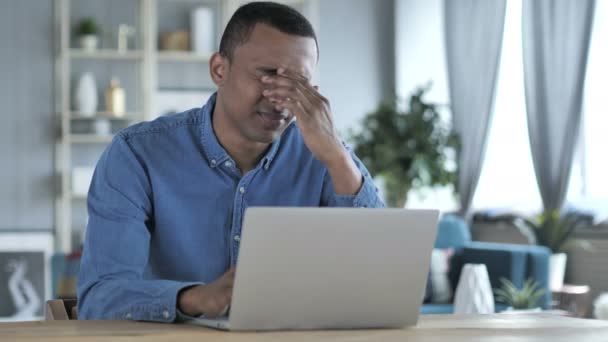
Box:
219;1;318;61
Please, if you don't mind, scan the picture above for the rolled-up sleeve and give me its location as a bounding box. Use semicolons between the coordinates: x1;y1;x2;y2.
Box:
321;145;385;208
77;136;200;322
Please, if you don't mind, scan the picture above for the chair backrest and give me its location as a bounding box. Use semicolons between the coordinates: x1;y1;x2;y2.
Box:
435;214;471;249
45;299;78;320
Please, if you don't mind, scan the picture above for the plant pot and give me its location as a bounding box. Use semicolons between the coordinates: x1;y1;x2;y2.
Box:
549;253;567;291
79;35;98;52
502;307;542;314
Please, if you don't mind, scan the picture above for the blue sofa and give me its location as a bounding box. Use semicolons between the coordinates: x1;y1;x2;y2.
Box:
421;215;551;314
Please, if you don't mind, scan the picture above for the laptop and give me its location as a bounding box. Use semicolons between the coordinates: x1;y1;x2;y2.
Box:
186;207;439;331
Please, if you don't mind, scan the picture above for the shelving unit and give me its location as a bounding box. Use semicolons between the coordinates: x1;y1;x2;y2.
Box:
54;0;319;253
69;49;145;60
157;51;212;62
55;0;151;253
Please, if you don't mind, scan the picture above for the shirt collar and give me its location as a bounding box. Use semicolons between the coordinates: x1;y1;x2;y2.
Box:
199;92;284;170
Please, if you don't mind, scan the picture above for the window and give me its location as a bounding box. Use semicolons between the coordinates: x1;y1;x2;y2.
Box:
472;0;542;212
567;0;608;212
398;0;606;214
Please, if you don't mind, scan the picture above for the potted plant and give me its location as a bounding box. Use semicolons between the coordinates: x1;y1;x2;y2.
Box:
74;17;100;51
349;84;459;207
495;277;545;312
509;210;592;291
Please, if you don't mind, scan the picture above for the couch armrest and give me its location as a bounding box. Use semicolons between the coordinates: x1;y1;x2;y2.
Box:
459;242;528;290
455;242;551;309
518;244;551;309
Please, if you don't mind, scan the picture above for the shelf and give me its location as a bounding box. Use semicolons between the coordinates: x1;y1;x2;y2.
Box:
69;193;87;200
69;49;144;60
69;112;138;120
157;51;211;62
68;134;115;144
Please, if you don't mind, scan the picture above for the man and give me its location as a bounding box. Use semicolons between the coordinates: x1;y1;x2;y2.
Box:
78;1;384;322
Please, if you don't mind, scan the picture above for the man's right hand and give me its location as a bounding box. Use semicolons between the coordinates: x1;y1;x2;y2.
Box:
177;267;235;318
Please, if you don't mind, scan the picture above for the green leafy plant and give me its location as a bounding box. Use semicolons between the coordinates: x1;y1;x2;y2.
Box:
510;209;592;254
74;17;100;36
348;84;459;207
494;277;545;310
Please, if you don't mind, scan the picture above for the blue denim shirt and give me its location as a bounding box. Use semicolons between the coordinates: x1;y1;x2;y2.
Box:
77;93;384;322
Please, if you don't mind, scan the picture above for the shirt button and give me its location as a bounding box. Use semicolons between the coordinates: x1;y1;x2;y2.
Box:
210;159;217;166
225;161;232;168
239;186;245;194
234;235;241;242
162;310;170;319
125;312;132;319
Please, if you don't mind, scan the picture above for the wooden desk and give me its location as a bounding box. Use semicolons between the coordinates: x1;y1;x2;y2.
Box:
1;313;608;342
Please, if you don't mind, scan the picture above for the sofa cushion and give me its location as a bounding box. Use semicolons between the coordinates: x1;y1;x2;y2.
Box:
428;248;454;303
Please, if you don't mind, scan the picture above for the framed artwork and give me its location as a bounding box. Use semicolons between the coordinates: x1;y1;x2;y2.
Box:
0;232;53;322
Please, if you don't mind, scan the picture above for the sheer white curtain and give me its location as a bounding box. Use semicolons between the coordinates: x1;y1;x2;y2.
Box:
472;0;541;212
567;0;608;217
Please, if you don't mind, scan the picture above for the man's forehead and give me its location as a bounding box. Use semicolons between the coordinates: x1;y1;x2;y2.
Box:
233;24;317;77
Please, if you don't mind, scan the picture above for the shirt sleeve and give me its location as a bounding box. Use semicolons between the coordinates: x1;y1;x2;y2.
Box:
321;143;385;208
77;136;201;322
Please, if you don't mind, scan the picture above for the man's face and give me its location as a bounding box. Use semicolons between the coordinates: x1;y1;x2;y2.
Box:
216;23;317;144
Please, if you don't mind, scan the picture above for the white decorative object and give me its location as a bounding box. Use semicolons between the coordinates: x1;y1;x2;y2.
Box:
72;167;95;196
593;293;608;320
117;24;135;53
191;7;215;56
453;264;495;314
93;118;111;135
549;253;567;291
74;72;98;117
79;35;98;52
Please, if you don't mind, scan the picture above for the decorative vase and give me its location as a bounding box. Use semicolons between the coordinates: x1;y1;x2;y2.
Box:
549;253;567;291
79;35;98;52
74;72;98;117
105;77;125;117
191;7;215;56
453;263;495;314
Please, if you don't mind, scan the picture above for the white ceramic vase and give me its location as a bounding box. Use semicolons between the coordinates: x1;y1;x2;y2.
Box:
453;263;495;314
191;7;214;56
549;253;567;291
74;72;98;117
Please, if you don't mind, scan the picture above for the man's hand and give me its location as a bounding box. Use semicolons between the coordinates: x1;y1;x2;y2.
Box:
261;68;343;166
177;267;235;318
261;68;363;195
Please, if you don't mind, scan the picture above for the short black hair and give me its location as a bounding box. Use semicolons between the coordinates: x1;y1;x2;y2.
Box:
219;1;318;61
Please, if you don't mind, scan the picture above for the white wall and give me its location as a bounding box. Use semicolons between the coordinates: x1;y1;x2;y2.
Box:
319;0;395;135
395;0;448;105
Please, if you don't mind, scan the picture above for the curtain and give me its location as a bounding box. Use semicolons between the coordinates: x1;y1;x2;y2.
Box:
444;0;507;217
522;0;596;211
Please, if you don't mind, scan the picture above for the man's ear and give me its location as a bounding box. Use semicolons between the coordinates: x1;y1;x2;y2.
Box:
209;52;228;87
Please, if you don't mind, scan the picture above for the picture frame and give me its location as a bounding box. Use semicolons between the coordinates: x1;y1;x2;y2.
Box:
0;232;54;322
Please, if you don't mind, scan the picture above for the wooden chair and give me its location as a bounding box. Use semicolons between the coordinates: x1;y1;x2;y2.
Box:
45;299;78;320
